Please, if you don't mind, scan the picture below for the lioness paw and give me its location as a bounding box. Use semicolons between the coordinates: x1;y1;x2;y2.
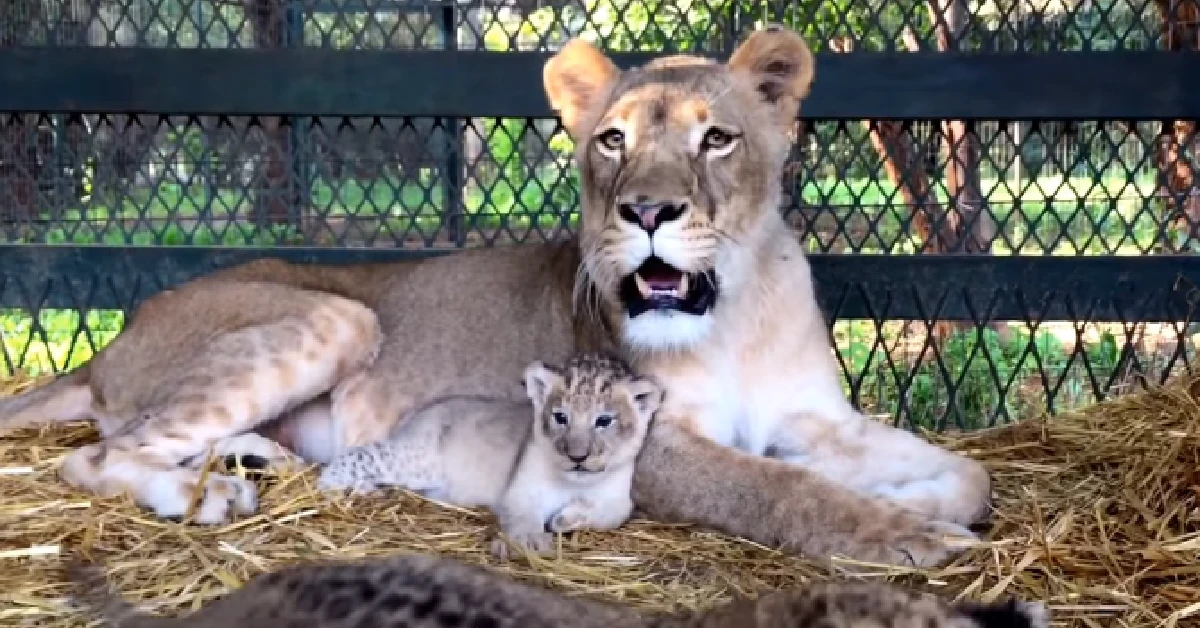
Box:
891;520;980;568
211;433;305;476
144;472;258;525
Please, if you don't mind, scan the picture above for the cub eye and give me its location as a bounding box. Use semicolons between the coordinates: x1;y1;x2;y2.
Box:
701;127;737;152
551;411;569;426
595;128;625;152
594;414;615;429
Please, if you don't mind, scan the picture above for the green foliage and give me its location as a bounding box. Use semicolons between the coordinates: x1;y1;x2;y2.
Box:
0;309;124;378
837;323;1127;432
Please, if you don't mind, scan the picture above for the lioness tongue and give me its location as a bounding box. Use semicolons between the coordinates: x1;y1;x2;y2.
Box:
637;269;686;295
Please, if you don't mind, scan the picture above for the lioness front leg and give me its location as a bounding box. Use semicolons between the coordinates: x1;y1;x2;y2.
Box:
60;295;381;524
631;420;977;568
767;412;992;527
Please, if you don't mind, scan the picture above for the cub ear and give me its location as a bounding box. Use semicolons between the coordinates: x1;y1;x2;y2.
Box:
726;24;815;127
623;376;664;419
523;361;564;406
543;38;621;138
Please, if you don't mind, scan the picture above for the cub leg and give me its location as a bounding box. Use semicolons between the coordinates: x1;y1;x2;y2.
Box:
317;435;442;496
490;471;557;559
766;411;992;527
60;298;381;524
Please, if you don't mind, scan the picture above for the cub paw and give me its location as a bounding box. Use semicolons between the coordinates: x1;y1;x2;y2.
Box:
548;500;592;533
489;531;555;561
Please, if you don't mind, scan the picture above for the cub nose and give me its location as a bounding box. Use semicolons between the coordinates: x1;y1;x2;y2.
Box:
567;454;588;464
618;200;686;233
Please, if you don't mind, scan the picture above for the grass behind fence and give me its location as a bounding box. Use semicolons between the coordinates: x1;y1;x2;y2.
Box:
26;172;1164;254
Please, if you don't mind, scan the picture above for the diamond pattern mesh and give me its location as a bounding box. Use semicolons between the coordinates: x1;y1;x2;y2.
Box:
0;0;1181;52
1;0;1198;431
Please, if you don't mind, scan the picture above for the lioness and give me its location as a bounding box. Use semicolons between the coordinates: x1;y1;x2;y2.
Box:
0;26;990;566
68;551;1048;628
317;352;663;558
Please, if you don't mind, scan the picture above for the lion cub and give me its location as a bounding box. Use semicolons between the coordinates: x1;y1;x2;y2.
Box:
317;352;664;557
67;552;1049;628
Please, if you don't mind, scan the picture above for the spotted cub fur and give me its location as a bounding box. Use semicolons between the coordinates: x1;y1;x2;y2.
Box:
67;552;1049;628
317;352;664;557
650;584;1049;628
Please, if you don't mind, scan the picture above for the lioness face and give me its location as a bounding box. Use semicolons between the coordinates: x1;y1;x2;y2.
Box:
523;356;663;477
543;26;815;351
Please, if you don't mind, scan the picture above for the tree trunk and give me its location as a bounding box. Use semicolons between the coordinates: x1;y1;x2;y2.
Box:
1153;0;1199;251
927;0;993;253
827;37;955;253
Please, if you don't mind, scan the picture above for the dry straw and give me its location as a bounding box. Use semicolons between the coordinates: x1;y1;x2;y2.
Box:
1;372;1197;628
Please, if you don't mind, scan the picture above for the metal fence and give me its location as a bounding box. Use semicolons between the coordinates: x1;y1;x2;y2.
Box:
0;0;1197;432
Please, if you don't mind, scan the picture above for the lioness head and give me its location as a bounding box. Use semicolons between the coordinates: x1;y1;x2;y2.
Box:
543;26;815;350
522;353;663;477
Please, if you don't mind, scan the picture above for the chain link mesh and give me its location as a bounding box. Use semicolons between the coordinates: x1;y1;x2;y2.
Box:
0;0;1186;52
1;0;1198;430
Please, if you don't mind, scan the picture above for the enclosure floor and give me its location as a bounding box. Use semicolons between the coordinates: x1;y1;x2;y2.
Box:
0;375;1196;628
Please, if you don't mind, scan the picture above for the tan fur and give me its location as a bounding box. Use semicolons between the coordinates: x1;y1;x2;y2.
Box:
1;26;989;566
66;552;1049;628
315;353;662;558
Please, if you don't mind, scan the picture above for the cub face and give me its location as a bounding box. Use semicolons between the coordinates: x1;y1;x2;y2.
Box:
522;353;663;478
542;26;817;351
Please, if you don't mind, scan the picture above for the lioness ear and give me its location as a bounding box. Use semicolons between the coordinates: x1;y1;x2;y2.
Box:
623;376;664;419
543;38;620;138
523;362;564;406
726;25;815;127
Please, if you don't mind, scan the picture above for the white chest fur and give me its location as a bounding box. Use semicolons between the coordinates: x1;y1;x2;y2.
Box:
640;253;858;457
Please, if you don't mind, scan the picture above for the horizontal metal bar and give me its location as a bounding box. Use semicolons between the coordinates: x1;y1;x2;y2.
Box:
0;48;1195;119
1;245;1197;323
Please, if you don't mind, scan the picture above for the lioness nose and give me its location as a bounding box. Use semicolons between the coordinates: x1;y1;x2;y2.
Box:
618;200;686;233
568;454;588;464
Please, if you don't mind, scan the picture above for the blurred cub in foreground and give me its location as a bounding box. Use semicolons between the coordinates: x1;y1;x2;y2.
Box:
317;352;663;558
68;551;1049;628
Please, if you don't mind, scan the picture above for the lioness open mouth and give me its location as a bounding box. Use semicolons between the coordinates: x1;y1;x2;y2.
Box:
619;256;718;317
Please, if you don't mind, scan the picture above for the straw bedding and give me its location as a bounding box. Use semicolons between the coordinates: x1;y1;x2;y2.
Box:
1;374;1197;628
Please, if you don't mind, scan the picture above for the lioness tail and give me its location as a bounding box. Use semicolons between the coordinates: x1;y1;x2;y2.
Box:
0;366;92;432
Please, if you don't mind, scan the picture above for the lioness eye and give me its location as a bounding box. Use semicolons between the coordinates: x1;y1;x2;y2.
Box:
595;128;624;152
594;415;614;429
701;127;736;151
552;411;569;426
